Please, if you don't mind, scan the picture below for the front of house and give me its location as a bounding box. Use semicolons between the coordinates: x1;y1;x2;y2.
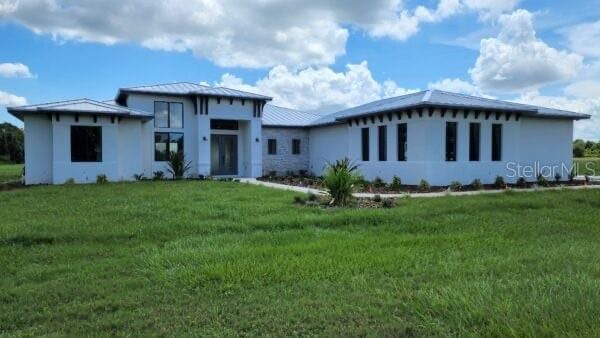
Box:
8;82;590;186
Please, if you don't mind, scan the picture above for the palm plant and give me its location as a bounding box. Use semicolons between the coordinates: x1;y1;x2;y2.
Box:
167;151;192;180
323;157;360;206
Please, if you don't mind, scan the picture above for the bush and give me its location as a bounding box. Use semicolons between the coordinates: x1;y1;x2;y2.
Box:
449;181;462;192
390;176;402;191
96;174;108;184
153;171;165;181
494;176;505;189
307;193;318;202
133;173;145;181
382;198;396;209
298;170;308;177
373;176;385;188
569;168;576;181
471;179;483;190
64;178;75;185
167;151;192;180
293;196;306;205
516;177;527;188
573;139;585;157
537;174;549;187
373;194;382;203
418;179;430;192
554;173;562;183
268;170;277;178
323;158;361;207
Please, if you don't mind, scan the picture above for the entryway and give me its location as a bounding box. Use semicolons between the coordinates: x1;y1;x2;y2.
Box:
211;134;238;175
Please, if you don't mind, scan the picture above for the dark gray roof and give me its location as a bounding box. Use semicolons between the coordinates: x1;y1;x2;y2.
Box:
7;98;153;121
262;104;322;127
316;90;589;124
119;82;272;100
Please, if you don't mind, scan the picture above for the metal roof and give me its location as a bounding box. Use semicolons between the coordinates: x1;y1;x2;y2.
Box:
310;90;589;125
7;98;153;121
119;82;272;100
262;104;322;127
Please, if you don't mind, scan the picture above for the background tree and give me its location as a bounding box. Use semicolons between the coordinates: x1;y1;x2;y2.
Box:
0;123;24;163
573;139;586;158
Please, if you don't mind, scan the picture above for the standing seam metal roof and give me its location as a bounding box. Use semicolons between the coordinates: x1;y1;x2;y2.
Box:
119;82;272;100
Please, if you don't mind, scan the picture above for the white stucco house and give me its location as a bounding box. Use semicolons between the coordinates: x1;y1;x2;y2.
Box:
8;82;590;186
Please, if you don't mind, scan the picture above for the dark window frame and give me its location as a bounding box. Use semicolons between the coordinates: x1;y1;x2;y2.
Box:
210;119;239;130
492;124;503;162
446;122;457;162
292;139;301;155
397;123;407;161
154;101;184;129
378;125;387;161
469;123;481;162
71;126;102;163
361;128;370;161
154;132;184;162
268;139;277;155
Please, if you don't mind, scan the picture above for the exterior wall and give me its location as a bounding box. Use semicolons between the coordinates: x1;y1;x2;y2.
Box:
262;127;309;175
309;124;349;176
23;115;53;184
319;108;571;186
126;93;262;178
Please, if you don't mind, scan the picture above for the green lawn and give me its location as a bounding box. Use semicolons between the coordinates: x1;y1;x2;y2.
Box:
575;158;600;176
0;163;22;183
1;181;599;336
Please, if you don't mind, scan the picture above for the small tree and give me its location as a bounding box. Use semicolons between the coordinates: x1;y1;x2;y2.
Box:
323;158;361;207
390;176;402;191
167;151;192;180
573;139;585;158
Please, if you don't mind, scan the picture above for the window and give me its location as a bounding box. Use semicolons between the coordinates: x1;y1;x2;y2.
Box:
361;128;369;161
71;126;102;162
469;123;480;162
378;125;387;161
268;139;277;155
211;119;238;130
155;132;184;161
492;124;502;161
446;122;457;162
154;101;183;128
292;139;301;155
397;123;407;161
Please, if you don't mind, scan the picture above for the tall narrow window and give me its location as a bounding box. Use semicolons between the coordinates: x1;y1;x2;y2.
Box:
469;123;480;162
154;101;184;128
268;139;277;155
397;123;407;161
71;126;102;162
446;122;457;162
361;128;369;161
492;124;502;161
292;139;301;155
378;125;387;161
154;132;184;161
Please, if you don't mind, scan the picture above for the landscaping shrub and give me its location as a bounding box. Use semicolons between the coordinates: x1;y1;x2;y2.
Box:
516;177;527;188
307;193;318;202
555;173;562;183
268;170;277;178
471;179;483;190
449;181;462;192
373;194;382;203
494;176;506;189
293;196;306;205
96;174;108;184
382;198;396;208
537;174;549;187
167;151;192;180
323;158;361;207
133;173;145;181
153;171;165;181
64;178;75;185
390;175;402;191
569;168;576;181
418;179;430;192
373;176;385;188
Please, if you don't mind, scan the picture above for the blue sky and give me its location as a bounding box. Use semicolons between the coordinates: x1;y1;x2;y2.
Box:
0;0;599;139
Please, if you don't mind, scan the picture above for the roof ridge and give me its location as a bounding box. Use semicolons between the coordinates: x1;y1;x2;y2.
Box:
122;81;209;90
328;90;428;116
209;86;271;98
431;89;531;108
265;104;322;117
13;98;90;109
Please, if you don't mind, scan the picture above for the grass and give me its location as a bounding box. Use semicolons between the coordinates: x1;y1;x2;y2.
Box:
575;157;600;176
0;163;22;183
1;181;600;336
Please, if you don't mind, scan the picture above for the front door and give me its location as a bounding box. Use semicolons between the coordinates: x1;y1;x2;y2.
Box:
211;134;238;175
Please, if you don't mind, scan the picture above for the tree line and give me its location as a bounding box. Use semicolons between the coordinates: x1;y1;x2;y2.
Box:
0;123;24;164
573;139;600;158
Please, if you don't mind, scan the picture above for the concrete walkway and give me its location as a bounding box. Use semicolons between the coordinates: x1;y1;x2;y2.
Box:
240;178;600;199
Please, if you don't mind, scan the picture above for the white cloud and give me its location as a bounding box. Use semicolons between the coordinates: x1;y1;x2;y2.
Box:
0;90;27;107
217;61;418;113
0;0;518;68
462;0;520;20
562;20;600;58
470;9;583;92
565;81;600;99
0;62;34;78
427;78;493;97
516;91;600;141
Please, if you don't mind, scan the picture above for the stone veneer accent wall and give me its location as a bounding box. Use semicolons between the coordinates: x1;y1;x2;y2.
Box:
262;127;310;176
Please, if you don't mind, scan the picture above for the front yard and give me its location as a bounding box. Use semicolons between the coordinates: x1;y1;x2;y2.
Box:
1;180;599;336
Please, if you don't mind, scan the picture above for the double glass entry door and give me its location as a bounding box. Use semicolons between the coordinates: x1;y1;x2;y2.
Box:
211;134;238;175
